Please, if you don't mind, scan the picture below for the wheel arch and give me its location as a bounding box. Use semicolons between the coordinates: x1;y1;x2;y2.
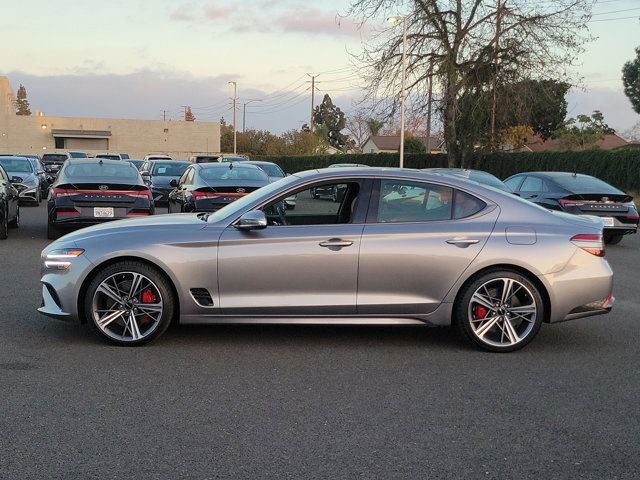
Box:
77;255;181;325
451;263;552;325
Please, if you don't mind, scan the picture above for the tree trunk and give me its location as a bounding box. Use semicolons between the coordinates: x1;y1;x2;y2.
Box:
444;79;461;167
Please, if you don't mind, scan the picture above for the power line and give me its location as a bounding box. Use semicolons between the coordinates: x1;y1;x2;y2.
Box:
592;7;640;15
589;14;639;22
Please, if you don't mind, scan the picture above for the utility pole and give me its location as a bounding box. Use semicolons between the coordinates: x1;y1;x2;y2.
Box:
426;53;434;154
161;110;167;121
490;0;504;151
228;82;237;154
242;99;262;133
181;105;188;121
308;74;317;130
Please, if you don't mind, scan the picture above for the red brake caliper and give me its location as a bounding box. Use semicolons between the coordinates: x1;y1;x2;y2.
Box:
140;288;156;325
474;305;488;320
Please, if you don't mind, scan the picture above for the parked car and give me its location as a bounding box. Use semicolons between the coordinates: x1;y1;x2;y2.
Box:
46;159;154;239
311;163;371;202
219;155;249;163
39;167;614;350
128;159;144;170
0;165;20;239
68;151;88;158
0;156;41;205
23;156;50;200
504;172;639;244
189;155;221;164
41;152;72;175
424;168;513;193
143;154;173;162
245;160;296;209
168;163;269;213
95;153;125;161
140;160;190;207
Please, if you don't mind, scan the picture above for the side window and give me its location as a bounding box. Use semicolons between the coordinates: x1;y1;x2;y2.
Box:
261;182;361;226
453;190;486;219
377;180;453;223
520;176;543;192
504;176;523;191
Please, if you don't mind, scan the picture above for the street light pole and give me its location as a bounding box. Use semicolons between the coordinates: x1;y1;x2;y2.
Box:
242;99;262;133
389;15;408;168
228;81;237;154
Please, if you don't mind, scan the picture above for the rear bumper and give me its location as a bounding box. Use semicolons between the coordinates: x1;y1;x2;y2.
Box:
559;295;615;322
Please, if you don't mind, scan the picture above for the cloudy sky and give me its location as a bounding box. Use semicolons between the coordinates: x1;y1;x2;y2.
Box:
1;0;639;135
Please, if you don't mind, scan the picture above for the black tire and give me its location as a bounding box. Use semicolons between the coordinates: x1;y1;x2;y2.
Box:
0;204;8;240
84;261;175;346
604;233;623;245
454;269;544;352
47;221;61;240
8;204;19;228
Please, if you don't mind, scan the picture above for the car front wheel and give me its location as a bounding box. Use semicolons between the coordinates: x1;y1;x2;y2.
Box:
84;261;175;346
454;270;544;352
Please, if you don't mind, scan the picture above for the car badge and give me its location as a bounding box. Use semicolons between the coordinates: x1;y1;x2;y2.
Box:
99;185;109;190
236;188;245;193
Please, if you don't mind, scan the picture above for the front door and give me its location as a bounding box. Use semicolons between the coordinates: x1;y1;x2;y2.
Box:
217;179;369;315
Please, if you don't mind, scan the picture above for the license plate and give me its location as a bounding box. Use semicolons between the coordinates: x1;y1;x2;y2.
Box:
94;207;114;218
602;217;615;227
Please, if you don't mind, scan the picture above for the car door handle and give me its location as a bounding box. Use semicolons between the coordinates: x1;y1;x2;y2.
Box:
319;239;354;248
446;238;480;247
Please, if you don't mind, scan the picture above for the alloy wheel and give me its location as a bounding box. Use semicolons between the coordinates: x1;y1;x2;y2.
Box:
468;277;537;348
91;272;164;342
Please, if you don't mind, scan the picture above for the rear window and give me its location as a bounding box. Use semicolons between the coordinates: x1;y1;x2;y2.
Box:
257;164;285;177
64;162;139;179
193;156;221;163
469;172;512;192
42;154;68;162
552;174;621;194
96;154;121;160
0;158;33;173
220;156;248;163
152;162;189;176
200;166;267;182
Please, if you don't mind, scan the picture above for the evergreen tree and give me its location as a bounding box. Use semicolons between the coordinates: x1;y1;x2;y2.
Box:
622;47;640;115
15;84;31;116
312;94;347;149
185;106;196;122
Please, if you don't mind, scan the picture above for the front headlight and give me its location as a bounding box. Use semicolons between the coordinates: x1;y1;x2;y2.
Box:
44;248;85;270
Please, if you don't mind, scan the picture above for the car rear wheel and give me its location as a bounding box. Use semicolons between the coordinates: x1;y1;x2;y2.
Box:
8;205;19;228
454;270;544;352
85;261;175;346
604;233;623;245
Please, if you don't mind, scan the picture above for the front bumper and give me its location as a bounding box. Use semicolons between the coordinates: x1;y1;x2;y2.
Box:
18;187;39;202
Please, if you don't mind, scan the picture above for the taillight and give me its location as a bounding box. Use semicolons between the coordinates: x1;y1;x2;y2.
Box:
52;187;76;197
192;190;245;200
571;234;605;257
559;199;584;207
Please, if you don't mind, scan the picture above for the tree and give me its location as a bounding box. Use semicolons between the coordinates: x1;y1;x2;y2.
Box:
366;118;384;136
622;47;640;115
220;117;234;152
312;94;347;149
15;84;31;116
404;136;426;154
344;110;372;151
184;107;196;122
500;125;534;151
553;110;614;151
347;0;594;166
623;121;640;142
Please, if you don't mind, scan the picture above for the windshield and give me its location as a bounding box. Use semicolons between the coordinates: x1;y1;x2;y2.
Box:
42;154;68;162
207;175;298;223
152;162;189;176
200;166;268;181
64;162;139;179
552;174;621;194
0;157;33;173
257;163;285;177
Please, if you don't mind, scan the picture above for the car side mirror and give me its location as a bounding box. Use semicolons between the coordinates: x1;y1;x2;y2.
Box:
169;179;178;188
235;210;267;230
10;176;22;184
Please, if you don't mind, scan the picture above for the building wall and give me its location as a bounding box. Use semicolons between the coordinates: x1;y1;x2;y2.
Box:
0;112;220;159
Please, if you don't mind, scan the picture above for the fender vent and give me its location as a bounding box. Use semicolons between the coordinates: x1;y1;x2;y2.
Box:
190;288;214;307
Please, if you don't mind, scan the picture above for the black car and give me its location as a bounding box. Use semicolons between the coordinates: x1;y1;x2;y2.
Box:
41;153;71;176
0;165;20;239
504;171;639;244
139;160;190;207
168;163;269;213
424;168;513;193
0;156;41;205
47;159;154;239
23;156;50;200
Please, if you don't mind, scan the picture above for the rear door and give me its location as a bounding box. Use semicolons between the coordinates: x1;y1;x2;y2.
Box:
357;179;499;315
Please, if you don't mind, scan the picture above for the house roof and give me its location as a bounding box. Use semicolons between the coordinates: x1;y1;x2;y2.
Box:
525;133;628;152
367;135;443;151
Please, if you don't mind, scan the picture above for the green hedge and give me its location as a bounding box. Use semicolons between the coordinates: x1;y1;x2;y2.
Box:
252;150;640;192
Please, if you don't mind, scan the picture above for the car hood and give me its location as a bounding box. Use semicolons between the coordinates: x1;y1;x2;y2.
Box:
55;213;207;244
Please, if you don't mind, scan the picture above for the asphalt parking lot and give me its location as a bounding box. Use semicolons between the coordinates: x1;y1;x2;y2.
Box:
1;204;639;479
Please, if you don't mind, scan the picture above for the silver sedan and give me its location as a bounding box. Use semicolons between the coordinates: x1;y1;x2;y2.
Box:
39;168;614;352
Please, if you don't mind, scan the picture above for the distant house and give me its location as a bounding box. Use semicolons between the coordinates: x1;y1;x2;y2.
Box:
362;135;444;154
520;133;629;152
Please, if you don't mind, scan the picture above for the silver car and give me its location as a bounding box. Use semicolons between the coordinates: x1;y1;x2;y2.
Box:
39;168;614;352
